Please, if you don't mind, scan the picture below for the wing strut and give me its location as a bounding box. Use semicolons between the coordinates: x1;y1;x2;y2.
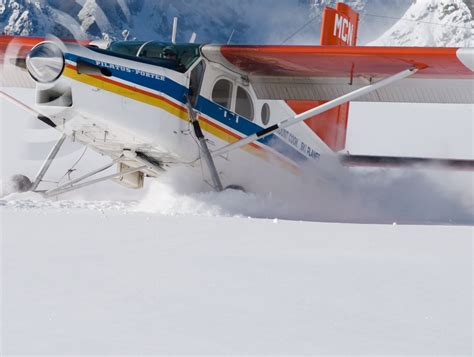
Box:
186;95;224;191
211;67;418;157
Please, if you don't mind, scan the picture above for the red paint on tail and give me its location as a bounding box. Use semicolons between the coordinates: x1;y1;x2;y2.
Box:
287;3;359;152
320;2;359;46
286;99;350;152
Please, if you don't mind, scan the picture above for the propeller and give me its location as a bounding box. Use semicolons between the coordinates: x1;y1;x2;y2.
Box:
1;35;86;168
0;36;38;88
1;2;200;160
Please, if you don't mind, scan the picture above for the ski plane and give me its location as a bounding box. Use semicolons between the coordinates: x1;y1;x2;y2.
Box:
1;3;473;197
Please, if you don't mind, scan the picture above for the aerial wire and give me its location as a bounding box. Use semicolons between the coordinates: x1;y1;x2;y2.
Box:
364;13;474;30
279;12;473;45
280;17;318;44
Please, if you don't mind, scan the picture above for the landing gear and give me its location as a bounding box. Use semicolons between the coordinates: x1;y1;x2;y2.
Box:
1;174;32;196
224;184;245;192
1;134;67;196
1;134;67;197
30;133;67;191
3;128;162;197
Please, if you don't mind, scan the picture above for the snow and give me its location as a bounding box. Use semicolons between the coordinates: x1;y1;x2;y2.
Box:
1;1;474;353
0;0;415;44
2;208;473;354
3;1;473;46
370;0;474;47
0;91;474;350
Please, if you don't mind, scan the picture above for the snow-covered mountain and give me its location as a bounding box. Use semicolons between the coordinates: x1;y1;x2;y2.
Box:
0;0;472;46
0;0;309;44
369;0;474;46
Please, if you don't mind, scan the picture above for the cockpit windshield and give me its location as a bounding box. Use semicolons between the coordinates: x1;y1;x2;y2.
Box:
99;41;201;73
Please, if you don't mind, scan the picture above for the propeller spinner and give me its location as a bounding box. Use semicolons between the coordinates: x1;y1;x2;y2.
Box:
26;41;65;83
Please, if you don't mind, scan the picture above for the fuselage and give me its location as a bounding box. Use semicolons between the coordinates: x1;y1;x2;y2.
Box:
31;40;337;192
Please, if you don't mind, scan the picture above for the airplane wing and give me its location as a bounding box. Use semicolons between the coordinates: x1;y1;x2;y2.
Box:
202;45;474;104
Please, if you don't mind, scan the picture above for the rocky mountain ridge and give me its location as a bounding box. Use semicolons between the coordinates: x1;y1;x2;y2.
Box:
0;0;473;46
369;0;474;46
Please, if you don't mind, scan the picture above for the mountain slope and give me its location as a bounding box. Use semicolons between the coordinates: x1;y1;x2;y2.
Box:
0;1;472;46
0;0;308;43
369;0;474;46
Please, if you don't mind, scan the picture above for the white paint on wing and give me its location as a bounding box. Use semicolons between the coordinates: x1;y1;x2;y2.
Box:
457;48;474;71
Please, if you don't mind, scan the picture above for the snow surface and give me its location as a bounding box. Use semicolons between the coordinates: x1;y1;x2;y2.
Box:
1;206;473;354
1;1;474;352
1;88;473;354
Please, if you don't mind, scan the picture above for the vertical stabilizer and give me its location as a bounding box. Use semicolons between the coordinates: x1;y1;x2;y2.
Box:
287;3;359;152
320;2;359;46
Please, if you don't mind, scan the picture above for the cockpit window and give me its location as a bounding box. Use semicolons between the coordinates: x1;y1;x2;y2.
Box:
107;41;143;57
98;41;201;73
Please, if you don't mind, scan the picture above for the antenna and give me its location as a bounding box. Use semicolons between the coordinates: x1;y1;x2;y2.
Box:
227;29;235;44
189;32;197;43
171;17;178;44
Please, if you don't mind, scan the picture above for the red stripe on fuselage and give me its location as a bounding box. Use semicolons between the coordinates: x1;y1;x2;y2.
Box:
65;63;265;153
65;63;186;114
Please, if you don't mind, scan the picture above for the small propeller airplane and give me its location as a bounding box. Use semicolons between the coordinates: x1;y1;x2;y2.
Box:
1;3;473;197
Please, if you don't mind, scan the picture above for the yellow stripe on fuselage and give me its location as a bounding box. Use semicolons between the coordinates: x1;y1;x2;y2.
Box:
63;66;188;121
63;65;300;175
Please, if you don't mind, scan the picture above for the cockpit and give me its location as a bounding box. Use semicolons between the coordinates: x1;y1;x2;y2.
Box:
90;41;201;73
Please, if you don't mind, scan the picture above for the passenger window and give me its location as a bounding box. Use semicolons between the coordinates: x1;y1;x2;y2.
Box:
261;103;270;125
235;86;254;121
212;79;232;109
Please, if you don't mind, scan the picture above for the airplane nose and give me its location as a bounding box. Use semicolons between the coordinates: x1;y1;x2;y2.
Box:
26;42;65;83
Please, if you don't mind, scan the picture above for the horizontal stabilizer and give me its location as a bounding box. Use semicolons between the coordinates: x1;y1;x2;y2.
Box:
340;154;474;171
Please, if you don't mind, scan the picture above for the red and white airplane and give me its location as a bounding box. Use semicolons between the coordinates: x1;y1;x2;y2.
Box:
1;3;473;197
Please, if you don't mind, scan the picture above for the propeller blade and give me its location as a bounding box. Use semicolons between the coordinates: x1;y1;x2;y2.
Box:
9;57;27;70
0;36;40;88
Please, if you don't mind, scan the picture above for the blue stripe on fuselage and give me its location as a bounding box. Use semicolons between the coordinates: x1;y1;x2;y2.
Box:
195;96;307;163
65;53;308;164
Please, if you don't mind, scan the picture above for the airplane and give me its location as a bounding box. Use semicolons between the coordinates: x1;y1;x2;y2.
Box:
0;2;473;198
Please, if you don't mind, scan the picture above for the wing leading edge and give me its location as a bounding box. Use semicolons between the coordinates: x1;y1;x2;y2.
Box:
202;45;474;104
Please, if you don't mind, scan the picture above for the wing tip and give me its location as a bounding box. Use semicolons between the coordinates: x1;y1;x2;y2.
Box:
457;48;474;72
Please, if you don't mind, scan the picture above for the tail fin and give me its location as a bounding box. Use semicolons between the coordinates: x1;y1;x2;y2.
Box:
320;2;359;46
287;3;359;152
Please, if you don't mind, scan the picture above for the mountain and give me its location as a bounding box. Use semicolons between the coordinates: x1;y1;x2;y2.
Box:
0;0;309;44
0;0;473;46
369;0;474;46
